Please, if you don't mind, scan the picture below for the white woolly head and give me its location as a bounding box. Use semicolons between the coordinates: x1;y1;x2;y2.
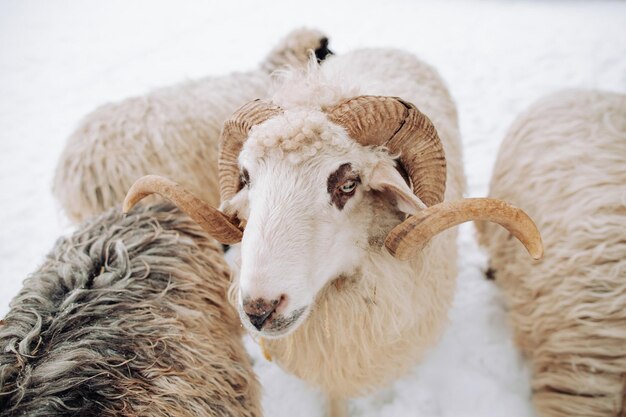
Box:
222;105;426;338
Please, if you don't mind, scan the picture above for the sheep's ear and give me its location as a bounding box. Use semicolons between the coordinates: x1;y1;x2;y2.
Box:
369;162;427;215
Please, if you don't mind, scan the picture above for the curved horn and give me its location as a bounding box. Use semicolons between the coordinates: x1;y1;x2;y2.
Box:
123;175;243;244
219;100;283;203
385;198;543;261
326;96;446;207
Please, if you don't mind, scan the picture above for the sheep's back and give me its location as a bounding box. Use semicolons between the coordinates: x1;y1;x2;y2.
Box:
52;28;331;224
477;90;626;417
0;203;260;417
52;71;268;223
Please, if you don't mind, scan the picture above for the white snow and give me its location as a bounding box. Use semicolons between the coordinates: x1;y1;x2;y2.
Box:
1;1;625;416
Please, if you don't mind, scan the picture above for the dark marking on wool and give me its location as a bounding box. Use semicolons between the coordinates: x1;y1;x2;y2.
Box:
333;276;346;291
540;385;605;398
327;163;360;210
314;37;333;63
485;267;496;280
331;273;358;292
368;234;385;248
84;260;103;290
94;186;104;207
364;190;406;250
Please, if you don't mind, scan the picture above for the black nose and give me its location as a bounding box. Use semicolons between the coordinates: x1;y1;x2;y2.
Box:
243;297;281;330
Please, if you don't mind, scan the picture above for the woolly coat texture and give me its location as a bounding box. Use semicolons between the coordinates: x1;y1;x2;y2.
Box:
237;48;466;400
477;90;626;417
0;203;261;417
52;28;329;223
44;40;465;411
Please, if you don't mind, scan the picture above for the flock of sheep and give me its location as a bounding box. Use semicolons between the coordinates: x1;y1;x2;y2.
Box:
1;28;624;417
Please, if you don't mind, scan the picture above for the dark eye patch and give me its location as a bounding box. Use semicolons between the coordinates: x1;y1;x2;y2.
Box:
327;163;360;210
239;168;250;191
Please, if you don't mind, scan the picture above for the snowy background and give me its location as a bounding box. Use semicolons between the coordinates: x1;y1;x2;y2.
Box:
1;0;625;416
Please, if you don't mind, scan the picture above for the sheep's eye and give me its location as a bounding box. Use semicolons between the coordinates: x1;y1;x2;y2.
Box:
240;169;250;188
340;180;357;193
327;163;360;210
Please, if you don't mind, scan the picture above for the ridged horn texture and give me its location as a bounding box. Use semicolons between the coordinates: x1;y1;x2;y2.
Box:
385;198;544;261
219;100;283;202
326;96;447;207
123;175;243;244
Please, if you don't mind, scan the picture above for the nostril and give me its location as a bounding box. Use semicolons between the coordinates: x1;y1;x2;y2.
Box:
247;312;272;330
275;294;287;312
243;296;283;331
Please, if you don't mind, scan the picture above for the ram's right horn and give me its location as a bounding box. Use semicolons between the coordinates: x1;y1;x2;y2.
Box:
123;175;243;244
385;198;543;261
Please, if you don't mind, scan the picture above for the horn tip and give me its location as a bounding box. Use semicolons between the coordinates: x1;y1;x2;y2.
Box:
524;230;544;260
122;195;135;214
530;242;544;260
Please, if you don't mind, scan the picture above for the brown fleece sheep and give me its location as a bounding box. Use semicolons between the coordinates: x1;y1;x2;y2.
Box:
0;203;261;417
52;28;331;222
477;90;626;417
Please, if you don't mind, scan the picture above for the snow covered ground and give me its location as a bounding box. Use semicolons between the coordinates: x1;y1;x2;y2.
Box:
1;1;624;416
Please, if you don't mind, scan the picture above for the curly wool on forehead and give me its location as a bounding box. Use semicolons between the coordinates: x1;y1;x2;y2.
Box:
242;108;357;165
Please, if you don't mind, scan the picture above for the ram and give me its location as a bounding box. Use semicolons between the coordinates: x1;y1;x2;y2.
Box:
53;28;331;222
125;49;541;416
0;203;261;417
478;90;626;417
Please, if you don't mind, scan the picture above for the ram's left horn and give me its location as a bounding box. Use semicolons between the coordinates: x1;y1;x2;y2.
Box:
123;175;243;244
385;198;543;261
